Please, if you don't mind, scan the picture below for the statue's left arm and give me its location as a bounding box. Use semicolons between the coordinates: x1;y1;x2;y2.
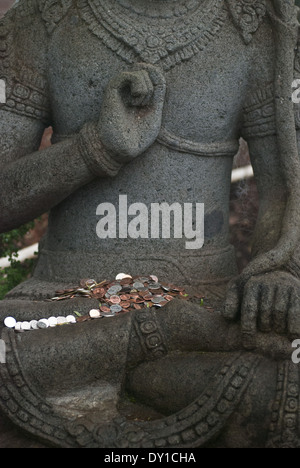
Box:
223;0;300;345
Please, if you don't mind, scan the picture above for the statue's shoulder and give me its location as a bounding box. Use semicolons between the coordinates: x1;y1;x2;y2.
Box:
226;0;269;44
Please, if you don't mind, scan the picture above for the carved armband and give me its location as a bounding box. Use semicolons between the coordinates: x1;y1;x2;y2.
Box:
241;83;276;139
78;122;123;178
0;6;51;124
132;309;168;362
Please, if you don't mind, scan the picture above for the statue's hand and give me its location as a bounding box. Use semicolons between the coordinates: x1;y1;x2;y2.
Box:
98;64;166;163
223;271;300;347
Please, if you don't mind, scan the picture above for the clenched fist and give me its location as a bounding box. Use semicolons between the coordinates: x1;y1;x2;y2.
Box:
98;63;166;162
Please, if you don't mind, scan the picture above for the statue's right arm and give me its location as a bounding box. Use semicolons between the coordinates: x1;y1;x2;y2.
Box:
0;111;102;233
0;4;166;234
0;6;102;233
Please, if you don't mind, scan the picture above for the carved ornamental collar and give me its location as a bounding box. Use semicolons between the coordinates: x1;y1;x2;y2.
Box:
78;0;228;70
77;0;267;70
39;0;267;70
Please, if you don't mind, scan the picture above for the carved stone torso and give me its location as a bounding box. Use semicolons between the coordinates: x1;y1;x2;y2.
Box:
47;0;270;141
0;0;276;289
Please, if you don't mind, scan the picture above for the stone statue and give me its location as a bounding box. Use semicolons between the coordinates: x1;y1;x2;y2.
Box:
1;0;300;448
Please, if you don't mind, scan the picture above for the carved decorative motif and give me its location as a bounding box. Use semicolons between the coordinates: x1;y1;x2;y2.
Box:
241;82;276;139
0;3;51;123
226;0;267;44
3;63;50;123
0;329;73;447
69;353;261;448
133;309;168;361
267;361;300;448
0;327;261;448
78;0;228;70
39;0;73;33
0;12;14;71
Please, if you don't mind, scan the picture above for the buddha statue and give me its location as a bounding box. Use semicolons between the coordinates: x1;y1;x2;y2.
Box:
1;0;300;448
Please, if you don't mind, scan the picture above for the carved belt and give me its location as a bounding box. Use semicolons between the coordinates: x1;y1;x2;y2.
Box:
53;128;239;157
158;127;239;157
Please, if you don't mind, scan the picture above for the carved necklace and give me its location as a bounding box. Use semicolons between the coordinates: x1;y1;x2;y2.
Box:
78;0;228;70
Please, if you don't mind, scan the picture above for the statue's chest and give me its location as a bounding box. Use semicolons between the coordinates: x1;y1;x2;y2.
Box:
47;2;252;140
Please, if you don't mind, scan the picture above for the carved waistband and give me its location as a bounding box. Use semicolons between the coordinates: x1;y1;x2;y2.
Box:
157;127;239;157
52;128;239;157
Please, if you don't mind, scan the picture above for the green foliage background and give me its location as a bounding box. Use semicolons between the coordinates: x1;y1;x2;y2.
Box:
0;222;36;300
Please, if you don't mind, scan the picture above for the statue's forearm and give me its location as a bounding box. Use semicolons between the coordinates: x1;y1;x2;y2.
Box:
0;122;122;233
247;136;287;258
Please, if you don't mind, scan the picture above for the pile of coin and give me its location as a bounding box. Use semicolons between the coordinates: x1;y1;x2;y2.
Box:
50;273;196;318
3;274;205;331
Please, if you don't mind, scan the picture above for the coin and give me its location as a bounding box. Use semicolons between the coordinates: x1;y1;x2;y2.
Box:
110;304;122;313
57;316;67;325
120;301;131;308
37;320;48;329
21;321;31;331
137;277;150;283
109;295;121;304
30;320;39;329
164;295;174;302
80;278;96;288
92;287;106;298
133;282;145;290
100;305;111;313
150;275;159;282
153;301;168;308
15;322;24;333
133;297;145;304
101;311;116;317
116;273;132;280
120;294;131;301
143;294;153;300
4;317;16;328
89;309;101;319
48;317;58;327
151;296;165;304
107;284;122;295
148;282;161;290
40;319;50;328
66;315;76;323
